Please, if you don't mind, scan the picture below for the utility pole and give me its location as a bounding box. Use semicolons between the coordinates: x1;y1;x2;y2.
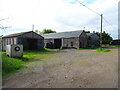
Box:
100;14;103;48
84;27;85;31
32;25;34;38
32;25;34;31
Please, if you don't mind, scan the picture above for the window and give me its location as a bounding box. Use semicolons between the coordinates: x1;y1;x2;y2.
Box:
9;38;11;44
12;38;14;44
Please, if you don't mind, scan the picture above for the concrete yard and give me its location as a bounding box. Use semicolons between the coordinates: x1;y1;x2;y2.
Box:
3;48;118;88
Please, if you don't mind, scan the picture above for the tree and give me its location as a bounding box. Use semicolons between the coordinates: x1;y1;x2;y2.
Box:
42;28;56;34
34;29;38;33
84;31;90;33
95;31;113;44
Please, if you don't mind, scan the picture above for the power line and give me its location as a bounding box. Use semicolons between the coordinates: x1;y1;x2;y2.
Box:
75;0;114;27
75;0;101;16
74;0;115;42
103;17;113;26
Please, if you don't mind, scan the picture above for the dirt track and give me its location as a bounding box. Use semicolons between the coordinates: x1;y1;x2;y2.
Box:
3;48;118;88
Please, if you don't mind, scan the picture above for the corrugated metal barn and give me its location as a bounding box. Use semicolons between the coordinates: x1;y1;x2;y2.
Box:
86;33;100;48
111;39;120;45
2;31;44;51
42;30;88;49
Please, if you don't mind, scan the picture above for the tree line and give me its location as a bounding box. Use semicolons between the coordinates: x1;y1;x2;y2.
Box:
35;28;56;34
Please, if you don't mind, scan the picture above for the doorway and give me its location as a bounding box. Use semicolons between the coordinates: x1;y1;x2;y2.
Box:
54;39;62;48
28;39;38;50
71;42;74;47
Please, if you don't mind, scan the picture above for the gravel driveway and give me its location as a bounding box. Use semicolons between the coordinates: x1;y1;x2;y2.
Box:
3;48;118;88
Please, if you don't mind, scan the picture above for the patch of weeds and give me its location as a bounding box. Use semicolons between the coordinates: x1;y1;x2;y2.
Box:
2;52;24;76
111;45;120;48
102;44;120;48
77;47;95;50
2;49;60;76
44;48;60;52
96;48;111;52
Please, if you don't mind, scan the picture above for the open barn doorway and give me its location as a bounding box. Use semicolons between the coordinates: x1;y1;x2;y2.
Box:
54;39;62;49
22;38;38;50
27;39;38;50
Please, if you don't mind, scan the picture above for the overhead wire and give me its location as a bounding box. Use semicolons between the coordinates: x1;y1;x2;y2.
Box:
75;0;115;32
75;0;101;16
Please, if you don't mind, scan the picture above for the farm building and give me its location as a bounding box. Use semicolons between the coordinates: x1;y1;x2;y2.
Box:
111;39;120;45
42;30;88;49
86;33;100;48
2;31;44;51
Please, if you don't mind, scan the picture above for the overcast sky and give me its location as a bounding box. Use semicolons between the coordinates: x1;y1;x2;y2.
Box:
0;0;119;39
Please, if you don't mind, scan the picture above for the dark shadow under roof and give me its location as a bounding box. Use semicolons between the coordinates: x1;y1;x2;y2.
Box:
41;30;84;39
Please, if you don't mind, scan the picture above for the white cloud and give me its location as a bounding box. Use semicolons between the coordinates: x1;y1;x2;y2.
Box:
0;0;119;39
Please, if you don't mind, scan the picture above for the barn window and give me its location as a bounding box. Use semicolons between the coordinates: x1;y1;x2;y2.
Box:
12;38;14;44
14;38;16;44
9;38;11;44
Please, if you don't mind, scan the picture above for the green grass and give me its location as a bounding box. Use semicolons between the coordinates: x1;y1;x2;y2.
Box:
96;48;111;52
22;49;59;62
77;47;95;50
102;44;120;48
2;52;24;76
2;48;60;76
110;45;120;48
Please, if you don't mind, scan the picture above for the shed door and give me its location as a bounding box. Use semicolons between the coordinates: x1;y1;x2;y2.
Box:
28;39;38;50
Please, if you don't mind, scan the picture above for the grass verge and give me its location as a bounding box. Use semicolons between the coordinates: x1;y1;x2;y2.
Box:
102;44;120;48
2;52;24;76
110;45;120;48
76;47;96;50
2;48;60;76
96;48;111;52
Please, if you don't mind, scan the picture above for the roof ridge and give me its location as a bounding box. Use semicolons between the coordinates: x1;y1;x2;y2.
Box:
42;30;84;39
2;31;33;38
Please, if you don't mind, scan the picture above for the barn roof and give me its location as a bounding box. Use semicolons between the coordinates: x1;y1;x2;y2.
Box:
41;30;84;39
86;33;99;37
86;33;93;36
2;31;43;38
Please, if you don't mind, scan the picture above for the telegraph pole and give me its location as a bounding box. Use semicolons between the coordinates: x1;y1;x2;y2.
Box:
100;14;103;48
32;25;34;31
84;27;85;31
32;25;34;38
